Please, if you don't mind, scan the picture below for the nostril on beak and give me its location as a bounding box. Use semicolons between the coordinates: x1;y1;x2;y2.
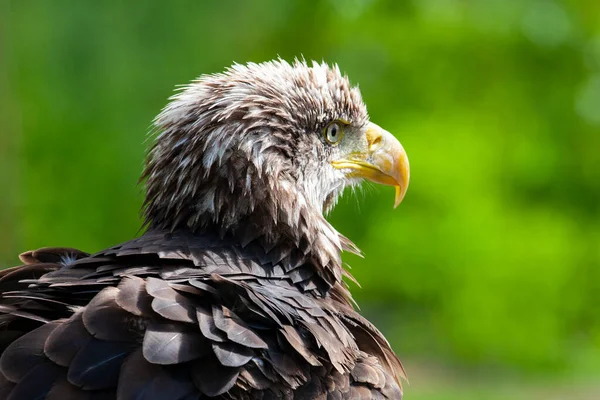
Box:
369;135;382;151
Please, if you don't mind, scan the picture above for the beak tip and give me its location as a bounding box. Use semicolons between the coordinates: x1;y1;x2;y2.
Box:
393;185;407;209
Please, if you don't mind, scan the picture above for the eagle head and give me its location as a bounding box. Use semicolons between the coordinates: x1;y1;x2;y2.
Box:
142;59;409;285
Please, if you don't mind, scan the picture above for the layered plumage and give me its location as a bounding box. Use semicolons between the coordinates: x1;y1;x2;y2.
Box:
0;59;408;399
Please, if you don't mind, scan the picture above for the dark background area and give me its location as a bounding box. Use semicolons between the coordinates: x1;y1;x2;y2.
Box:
1;1;599;398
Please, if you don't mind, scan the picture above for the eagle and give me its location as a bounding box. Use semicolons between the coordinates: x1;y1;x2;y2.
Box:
0;59;409;399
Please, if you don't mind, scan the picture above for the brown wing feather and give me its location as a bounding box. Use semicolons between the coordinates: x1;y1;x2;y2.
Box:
0;232;403;399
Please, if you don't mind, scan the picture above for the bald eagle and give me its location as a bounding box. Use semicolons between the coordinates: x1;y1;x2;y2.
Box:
0;59;409;399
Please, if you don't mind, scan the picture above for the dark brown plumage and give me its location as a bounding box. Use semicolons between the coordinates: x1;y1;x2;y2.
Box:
0;59;409;399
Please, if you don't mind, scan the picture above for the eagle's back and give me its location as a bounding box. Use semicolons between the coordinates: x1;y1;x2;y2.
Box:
0;231;403;399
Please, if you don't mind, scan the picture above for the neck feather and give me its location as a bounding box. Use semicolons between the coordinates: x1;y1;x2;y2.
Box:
142;151;359;291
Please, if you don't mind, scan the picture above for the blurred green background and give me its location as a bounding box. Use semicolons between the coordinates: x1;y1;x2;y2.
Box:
1;0;599;398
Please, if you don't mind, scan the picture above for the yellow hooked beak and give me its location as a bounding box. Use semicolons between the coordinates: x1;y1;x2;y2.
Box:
331;122;410;208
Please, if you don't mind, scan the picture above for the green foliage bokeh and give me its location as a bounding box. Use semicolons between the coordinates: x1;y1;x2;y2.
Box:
1;0;599;396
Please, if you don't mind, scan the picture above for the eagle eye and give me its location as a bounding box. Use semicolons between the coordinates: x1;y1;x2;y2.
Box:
324;121;344;145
